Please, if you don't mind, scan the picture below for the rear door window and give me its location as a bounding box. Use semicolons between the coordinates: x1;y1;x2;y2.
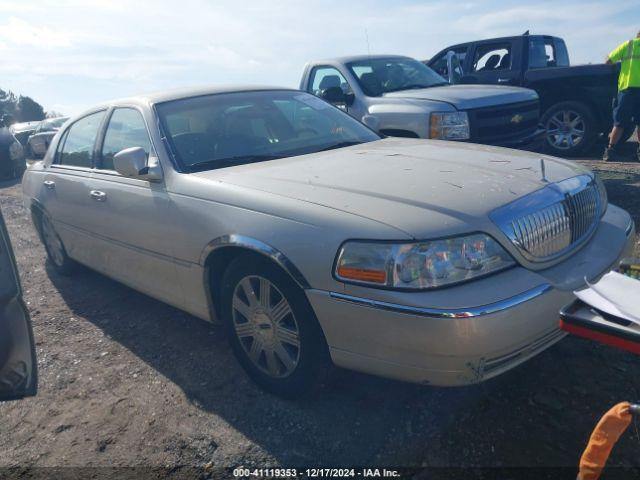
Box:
529;37;568;68
100;108;152;171
57;111;105;168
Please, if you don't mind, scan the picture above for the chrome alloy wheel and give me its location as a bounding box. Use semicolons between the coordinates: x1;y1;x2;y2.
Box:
41;214;65;267
231;275;301;378
545;109;586;150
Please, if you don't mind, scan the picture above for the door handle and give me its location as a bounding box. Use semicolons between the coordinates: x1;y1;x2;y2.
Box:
497;78;510;83
89;190;107;202
43;180;55;190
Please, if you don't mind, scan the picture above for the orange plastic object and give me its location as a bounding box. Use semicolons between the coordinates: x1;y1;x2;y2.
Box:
578;402;632;480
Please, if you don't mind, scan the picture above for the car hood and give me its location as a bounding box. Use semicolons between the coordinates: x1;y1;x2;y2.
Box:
191;138;590;239
383;84;538;110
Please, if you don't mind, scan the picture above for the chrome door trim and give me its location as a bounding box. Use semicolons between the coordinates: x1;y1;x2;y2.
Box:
328;283;552;319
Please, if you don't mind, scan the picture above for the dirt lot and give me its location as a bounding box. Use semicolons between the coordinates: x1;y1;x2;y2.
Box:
1;143;640;477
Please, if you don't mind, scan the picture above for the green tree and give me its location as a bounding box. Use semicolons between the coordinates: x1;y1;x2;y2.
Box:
16;95;45;122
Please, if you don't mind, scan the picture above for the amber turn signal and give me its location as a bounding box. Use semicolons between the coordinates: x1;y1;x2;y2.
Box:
336;266;387;284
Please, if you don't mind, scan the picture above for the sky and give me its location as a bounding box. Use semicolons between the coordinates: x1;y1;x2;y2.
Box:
1;0;638;116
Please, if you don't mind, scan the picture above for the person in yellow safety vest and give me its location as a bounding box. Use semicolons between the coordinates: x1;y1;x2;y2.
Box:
603;31;640;162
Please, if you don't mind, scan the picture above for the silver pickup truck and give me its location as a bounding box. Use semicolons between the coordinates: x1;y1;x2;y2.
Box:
299;55;544;149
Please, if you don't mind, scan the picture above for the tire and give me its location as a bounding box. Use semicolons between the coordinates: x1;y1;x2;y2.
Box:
220;254;330;398
40;212;76;276
541;101;597;157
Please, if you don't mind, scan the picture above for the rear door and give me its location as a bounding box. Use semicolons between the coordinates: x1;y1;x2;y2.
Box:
0;207;37;401
42;110;107;266
465;39;521;85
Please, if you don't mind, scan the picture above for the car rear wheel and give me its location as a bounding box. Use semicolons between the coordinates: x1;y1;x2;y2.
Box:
220;255;330;398
40;213;75;275
541;101;597;157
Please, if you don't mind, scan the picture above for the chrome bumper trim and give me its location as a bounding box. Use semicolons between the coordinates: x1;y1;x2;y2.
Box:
329;284;552;319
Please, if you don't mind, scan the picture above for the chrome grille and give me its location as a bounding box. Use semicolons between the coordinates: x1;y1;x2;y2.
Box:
490;175;605;263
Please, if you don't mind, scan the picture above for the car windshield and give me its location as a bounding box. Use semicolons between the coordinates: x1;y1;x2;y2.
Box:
155;90;381;172
41;117;68;131
347;57;448;96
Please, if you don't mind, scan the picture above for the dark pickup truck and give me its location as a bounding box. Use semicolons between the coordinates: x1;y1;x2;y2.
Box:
427;33;622;156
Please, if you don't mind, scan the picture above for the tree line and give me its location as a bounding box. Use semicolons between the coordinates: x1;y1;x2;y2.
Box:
0;88;56;125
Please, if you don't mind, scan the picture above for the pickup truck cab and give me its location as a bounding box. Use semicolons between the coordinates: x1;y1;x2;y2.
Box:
427;34;621;156
299;55;543;149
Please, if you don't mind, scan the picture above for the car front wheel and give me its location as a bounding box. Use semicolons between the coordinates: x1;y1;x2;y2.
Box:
220;255;330;398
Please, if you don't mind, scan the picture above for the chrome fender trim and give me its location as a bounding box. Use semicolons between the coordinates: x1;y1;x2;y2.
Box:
201;234;311;289
328;283;552;319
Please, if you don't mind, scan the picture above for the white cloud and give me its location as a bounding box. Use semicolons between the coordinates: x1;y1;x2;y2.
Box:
0;16;73;48
0;0;637;115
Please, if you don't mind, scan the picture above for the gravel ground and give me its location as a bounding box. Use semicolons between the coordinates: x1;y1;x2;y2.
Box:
1;144;640;476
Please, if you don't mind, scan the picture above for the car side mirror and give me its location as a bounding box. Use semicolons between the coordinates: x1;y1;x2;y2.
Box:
113;147;163;182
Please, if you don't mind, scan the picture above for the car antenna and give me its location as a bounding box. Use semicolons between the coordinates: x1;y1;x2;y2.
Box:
365;28;371;57
523;30;530;36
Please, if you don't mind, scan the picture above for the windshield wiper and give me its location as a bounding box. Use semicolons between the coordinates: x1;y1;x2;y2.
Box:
188;154;282;172
317;141;362;152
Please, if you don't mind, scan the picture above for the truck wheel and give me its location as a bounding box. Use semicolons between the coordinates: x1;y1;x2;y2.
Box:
541;101;597;157
220;254;330;398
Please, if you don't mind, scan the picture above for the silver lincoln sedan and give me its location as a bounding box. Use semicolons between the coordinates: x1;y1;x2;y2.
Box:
22;86;635;397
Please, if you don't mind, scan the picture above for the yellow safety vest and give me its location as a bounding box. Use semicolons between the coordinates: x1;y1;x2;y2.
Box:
609;38;640;91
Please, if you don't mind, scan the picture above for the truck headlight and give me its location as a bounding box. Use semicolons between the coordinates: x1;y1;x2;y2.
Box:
429;111;470;140
335;234;515;290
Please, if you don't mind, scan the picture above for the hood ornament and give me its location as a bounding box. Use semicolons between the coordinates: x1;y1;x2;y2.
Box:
540;158;548;183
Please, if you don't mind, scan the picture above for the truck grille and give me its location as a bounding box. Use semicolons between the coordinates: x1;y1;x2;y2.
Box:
468;100;539;144
490;175;606;263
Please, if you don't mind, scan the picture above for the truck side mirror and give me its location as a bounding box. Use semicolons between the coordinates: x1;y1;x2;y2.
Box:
321;87;354;109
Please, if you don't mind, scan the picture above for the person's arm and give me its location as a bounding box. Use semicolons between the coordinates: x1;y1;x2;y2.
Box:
608;41;627;64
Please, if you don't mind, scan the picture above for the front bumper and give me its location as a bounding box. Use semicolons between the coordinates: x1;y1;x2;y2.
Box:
306;206;635;386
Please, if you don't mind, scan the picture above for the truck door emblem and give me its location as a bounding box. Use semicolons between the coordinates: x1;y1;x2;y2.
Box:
510;114;523;124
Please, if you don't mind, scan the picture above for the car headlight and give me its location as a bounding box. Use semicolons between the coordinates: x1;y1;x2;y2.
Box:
335;233;515;290
594;173;608;217
429;111;470;140
9;141;23;162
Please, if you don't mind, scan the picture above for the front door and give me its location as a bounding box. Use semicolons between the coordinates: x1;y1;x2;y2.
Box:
84;107;184;308
0;207;37;401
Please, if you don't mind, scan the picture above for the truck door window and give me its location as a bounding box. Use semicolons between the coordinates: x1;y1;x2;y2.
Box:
472;43;512;72
529;37;568;68
431;47;467;77
308;67;351;96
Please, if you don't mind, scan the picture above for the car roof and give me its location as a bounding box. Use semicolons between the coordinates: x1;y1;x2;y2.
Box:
309;54;412;64
92;85;298;110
